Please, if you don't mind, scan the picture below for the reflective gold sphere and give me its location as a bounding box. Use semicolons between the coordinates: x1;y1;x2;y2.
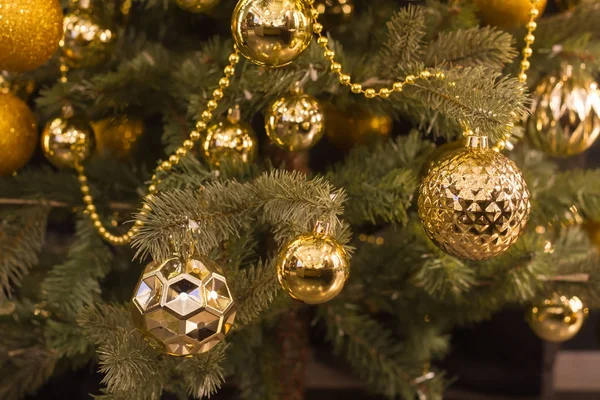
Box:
91;115;144;160
61;9;116;68
474;0;547;29
0;0;64;72
418;136;531;261
277;223;350;304
526;65;600;157
174;0;220;13
0;93;37;176
324;104;392;150
266;90;324;151
201;108;257;167
527;293;588;342
232;0;313;67
41;116;95;168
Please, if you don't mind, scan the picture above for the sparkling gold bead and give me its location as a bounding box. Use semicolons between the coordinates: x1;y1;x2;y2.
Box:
521;60;530;70
169;155;179;164
81;185;90;195
213;89;224;100
83;195;93;203
90;212;99;221
351;83;362;93
518;73;528;82
176;148;187;157
420;70;431;78
94;220;102;229
219;78;230;88
98;226;107;235
364;88;376;98
530;8;540;17
393;82;404;91
191;129;203;139
224;65;235;76
86;204;96;213
201;110;213;121
148;184;157;194
324;50;335;60
330;62;342;73
317;37;329;46
523;47;533;57
78;175;87;183
339;74;351;85
405;75;416;84
161;161;172;171
207;100;218;111
228;53;240;64
135;219;144;227
183;140;195;150
313;22;323;33
379;88;391;98
525;34;536;44
311;8;320;19
527;21;537;30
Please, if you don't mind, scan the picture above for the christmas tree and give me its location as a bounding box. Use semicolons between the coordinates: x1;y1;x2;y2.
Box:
1;0;599;399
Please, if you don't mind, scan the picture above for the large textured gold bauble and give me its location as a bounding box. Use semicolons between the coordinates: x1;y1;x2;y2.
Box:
420;139;465;178
276;224;350;304
527;293;588;342
201;110;257;167
91;115;144;160
0;93;37;176
174;0;220;13
474;0;547;29
232;0;313;67
266;91;324;151
526;66;600;157
62;9;116;69
0;0;64;72
131;257;236;356
418;136;531;261
41;116;95;169
324;105;392;151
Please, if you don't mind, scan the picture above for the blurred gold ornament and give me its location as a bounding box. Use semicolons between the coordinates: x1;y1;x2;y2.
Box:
0;0;64;72
174;0;220;13
232;0;313;67
583;221;600;248
201;107;257;167
61;9;116;68
265;87;325;151
324;105;392;151
277;222;350;304
526;65;600;157
420;139;465;178
131;257;236;356
91;115;144;160
527;292;588;342
314;0;354;19
418;136;531;261
41;115;95;169
0;93;37;176
0;71;36;98
474;0;546;29
556;0;580;10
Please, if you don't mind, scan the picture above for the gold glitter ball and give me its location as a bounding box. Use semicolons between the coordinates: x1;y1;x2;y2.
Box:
526;64;600;157
527;293;588;342
474;0;547;29
0;93;37;176
0;0;64;72
130;257;236;356
91;114;144;160
174;0;220;13
232;0;313;67
277;222;350;304
41;116;95;169
61;9;116;69
418;136;531;261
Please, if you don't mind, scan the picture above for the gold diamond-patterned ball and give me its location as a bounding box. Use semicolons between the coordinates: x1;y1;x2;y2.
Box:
91;114;144;160
232;0;313;67
0;0;64;72
526;292;588;342
130;257;236;356
265;89;325;151
526;65;600;157
277;223;350;304
41;116;95;169
174;0;220;13
418;136;531;261
0;93;37;176
474;0;547;29
61;9;116;69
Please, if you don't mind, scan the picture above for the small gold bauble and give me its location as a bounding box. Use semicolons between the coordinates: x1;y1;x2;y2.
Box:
131;257;236;356
265;88;325;151
201;107;257;167
526;65;600;157
324;104;393;151
474;0;547;29
61;9;116;69
231;0;313;67
276;222;350;304
0;93;37;176
174;0;219;13
418;136;531;261
527;293;588;342
0;0;64;72
91;115;144;160
41;116;95;169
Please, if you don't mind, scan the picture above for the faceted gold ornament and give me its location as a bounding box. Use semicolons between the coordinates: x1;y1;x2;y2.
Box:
231;0;314;67
420;139;465;178
0;93;37;176
201;107;257;168
527;293;588;342
265;87;325;151
526;65;600;157
61;9;116;68
91;115;144;160
130;257;236;356
418;136;531;261
277;222;350;304
174;0;220;13
474;0;547;29
41;115;95;169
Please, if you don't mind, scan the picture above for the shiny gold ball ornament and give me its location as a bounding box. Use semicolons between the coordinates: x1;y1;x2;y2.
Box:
41;115;95;169
265;87;325;151
276;222;350;304
526;65;600;157
418;136;531;261
324;104;392;151
174;0;220;13
527;293;588;342
420;139;465;178
0;93;37;176
91;115;144;160
0;0;64;72
231;0;313;67
130;257;236;356
201;107;257;167
61;9;116;69
474;0;547;29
